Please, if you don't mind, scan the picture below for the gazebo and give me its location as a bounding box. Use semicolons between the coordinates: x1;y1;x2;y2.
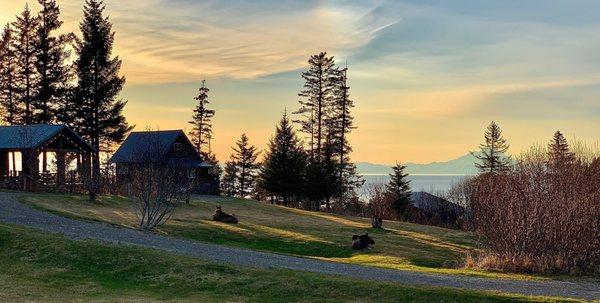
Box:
0;124;95;191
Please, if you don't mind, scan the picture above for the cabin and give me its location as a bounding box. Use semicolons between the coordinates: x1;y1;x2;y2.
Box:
109;130;218;194
0;124;94;191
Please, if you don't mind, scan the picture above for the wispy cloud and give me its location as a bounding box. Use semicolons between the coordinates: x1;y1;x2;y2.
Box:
35;0;393;84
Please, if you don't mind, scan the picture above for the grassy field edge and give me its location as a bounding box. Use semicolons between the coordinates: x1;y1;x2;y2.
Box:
0;223;581;303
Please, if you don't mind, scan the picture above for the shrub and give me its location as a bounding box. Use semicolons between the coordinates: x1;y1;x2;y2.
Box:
467;151;600;275
365;184;394;228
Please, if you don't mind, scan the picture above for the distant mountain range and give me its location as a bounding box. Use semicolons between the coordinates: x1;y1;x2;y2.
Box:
356;154;478;175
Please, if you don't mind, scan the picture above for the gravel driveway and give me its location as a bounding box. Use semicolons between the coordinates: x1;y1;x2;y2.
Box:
0;192;598;300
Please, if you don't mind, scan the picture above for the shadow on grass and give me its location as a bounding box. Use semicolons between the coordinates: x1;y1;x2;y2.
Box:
166;220;355;258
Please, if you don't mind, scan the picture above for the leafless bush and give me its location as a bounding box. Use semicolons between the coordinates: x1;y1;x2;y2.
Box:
442;177;477;230
467;149;600;275
331;195;368;217
365;183;394;228
126;134;191;231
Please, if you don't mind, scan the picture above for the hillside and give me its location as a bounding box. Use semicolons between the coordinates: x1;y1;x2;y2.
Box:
19;192;537;280
357;154;478;175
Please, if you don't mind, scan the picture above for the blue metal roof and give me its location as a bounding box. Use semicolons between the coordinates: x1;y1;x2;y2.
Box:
109;130;205;164
0;124;93;151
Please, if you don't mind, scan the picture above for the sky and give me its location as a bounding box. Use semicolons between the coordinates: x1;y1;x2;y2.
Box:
1;0;599;165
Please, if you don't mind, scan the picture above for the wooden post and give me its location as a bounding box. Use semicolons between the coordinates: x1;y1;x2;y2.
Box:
75;153;81;181
56;137;66;187
57;151;66;187
21;149;40;191
82;151;91;188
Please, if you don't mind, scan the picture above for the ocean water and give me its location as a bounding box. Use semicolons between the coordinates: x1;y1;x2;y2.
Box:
359;174;468;196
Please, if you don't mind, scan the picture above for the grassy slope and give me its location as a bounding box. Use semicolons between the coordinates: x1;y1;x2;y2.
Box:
0;224;577;303
21;193;531;280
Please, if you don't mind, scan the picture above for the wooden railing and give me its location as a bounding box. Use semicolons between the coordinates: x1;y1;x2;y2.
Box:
0;170;86;193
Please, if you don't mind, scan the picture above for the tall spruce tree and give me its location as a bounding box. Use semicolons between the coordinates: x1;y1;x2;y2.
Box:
471;121;511;173
12;4;39;125
330;66;363;199
73;0;130;199
258;111;306;205
188;79;215;154
33;0;73;125
548;130;575;168
34;0;73;172
295;51;336;160
0;24;21;125
386;163;412;220
231;134;259;197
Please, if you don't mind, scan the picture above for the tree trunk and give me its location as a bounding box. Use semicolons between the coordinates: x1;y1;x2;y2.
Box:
371;217;383;229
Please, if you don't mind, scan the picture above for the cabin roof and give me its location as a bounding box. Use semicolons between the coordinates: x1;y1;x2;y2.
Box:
0;124;94;151
109;130;209;167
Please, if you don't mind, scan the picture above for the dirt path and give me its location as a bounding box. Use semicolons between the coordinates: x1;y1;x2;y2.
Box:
0;192;597;300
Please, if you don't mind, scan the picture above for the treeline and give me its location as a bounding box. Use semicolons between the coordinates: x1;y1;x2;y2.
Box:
0;0;129;200
219;52;366;212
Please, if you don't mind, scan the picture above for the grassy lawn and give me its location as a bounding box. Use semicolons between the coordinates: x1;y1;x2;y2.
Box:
0;223;579;303
20;192;530;280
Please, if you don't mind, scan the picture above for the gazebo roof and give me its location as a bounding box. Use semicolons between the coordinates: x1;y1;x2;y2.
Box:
0;124;94;151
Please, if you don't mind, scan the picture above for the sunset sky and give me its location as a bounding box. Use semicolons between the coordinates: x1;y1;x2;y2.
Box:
1;0;599;164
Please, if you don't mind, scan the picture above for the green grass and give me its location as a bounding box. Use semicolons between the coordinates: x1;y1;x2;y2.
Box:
0;223;579;302
18;193;535;280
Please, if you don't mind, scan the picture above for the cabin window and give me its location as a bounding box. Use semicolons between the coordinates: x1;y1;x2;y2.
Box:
174;143;183;151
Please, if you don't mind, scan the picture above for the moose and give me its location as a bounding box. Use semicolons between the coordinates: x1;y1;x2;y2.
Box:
213;205;238;224
351;233;375;250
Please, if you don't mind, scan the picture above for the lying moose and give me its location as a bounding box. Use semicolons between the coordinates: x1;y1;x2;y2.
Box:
213;205;238;224
351;233;375;250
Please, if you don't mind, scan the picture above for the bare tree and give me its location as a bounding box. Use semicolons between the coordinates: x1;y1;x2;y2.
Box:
365;183;393;228
126;132;190;231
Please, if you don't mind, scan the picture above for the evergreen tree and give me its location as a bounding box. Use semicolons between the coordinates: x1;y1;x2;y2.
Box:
548;130;575;168
220;160;237;197
72;0;130;199
330;66;363;199
204;150;222;178
188;79;215;153
231;133;259;197
0;24;21;125
295;51;336;160
471;121;511;173
33;0;73;124
202;150;222;194
385;163;412;220
258;111;306;205
12;4;39;125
